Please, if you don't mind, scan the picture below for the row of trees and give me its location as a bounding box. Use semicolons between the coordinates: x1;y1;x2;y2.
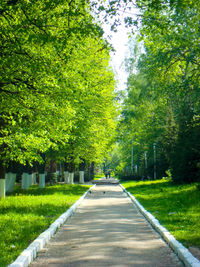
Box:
114;0;200;183
0;0;118;197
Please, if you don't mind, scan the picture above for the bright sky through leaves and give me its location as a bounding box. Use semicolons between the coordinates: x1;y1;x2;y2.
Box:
109;25;129;92
101;4;138;92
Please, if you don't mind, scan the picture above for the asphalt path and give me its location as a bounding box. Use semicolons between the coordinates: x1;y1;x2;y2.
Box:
30;184;183;267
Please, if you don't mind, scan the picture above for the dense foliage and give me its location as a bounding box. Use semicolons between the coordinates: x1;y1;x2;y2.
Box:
114;0;200;183
0;1;118;174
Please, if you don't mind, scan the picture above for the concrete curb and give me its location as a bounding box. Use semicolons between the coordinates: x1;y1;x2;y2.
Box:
120;184;200;267
8;185;96;267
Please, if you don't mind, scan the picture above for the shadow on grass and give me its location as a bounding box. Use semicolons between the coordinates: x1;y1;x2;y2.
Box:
7;184;89;196
0;202;72;217
0;184;90;266
123;180;200;248
124;180;174;194
2;184;90;216
125;181;200;214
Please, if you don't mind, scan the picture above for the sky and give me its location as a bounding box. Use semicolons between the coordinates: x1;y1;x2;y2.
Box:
92;1;139;93
102;20;130;92
100;6;138;93
109;26;129;92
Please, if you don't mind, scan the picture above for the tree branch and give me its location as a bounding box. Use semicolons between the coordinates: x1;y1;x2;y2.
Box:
0;86;20;94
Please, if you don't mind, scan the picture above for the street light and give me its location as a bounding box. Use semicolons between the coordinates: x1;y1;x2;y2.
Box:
131;140;133;173
145;151;148;170
135;164;138;174
153;143;156;179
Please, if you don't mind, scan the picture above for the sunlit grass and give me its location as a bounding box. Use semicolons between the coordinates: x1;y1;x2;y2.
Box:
0;184;90;266
122;179;200;249
93;173;104;180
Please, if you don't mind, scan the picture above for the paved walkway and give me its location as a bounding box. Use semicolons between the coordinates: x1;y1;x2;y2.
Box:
30;185;183;267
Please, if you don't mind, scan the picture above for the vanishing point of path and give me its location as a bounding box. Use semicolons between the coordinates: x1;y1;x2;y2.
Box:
31;184;183;267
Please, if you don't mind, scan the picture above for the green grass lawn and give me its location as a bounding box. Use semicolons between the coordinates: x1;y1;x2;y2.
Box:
93;174;105;180
122;179;200;249
0;184;90;266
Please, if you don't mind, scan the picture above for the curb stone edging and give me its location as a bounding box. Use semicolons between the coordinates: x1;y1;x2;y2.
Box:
120;184;200;267
8;185;96;267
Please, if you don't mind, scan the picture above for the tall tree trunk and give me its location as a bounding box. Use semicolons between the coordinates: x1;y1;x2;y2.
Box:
49;160;57;185
31;162;37;185
68;161;75;184
79;159;85;184
0;161;6;198
64;161;70;184
38;156;46;188
5;162;16;192
60;162;64;182
89;162;95;180
22;163;31;189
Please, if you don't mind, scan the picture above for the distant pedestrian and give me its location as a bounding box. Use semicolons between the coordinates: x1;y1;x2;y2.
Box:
105;171;108;179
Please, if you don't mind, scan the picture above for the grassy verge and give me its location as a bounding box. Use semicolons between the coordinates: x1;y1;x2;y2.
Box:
0;184;90;266
122;179;200;249
93;174;104;180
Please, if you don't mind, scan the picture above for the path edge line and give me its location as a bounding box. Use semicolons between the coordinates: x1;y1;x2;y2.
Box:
120;184;200;267
8;184;96;267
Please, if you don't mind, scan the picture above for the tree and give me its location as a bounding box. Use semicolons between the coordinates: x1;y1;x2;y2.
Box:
113;0;200;183
0;0;118;197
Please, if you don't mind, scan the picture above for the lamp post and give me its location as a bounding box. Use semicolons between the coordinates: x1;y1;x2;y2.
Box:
145;151;148;169
153;143;156;179
135;164;138;174
131;140;133;173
